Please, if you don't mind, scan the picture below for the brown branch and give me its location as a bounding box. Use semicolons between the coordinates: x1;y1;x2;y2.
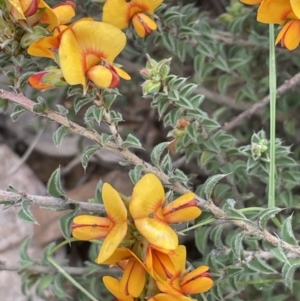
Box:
2;89;300;257
0;190;105;213
224;72;300;131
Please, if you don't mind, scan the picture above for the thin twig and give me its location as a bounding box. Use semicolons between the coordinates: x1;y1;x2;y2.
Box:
2;90;300;257
224;72;300;131
0;190;105;213
0;263;94;275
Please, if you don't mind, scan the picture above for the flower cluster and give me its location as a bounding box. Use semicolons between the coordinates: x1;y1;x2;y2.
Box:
240;0;300;50
72;174;214;300
4;0;163;91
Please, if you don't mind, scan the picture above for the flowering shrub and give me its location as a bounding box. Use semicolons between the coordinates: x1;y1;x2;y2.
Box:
1;0;300;301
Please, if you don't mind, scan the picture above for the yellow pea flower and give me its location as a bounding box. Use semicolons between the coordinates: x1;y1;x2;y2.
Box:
101;248;147;298
129;174;201;251
72;183;128;263
156;246;214;297
102;0;163;37
275;19;300;50
257;0;296;24
6;0;75;30
58;19;130;89
145;244;176;281
103;276;134;301
148;293;194;301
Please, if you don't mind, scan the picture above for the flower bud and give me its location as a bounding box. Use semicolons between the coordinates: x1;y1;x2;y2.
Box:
142;79;161;95
28;67;67;90
139;68;151;80
156;58;172;79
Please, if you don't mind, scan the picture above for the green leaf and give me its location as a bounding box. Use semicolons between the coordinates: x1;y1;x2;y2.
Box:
257;207;283;229
121;134;143;149
94;180;103;204
32;97;47;113
11;105;26;122
281;215;297;245
160;153;172;174
203;174;229;200
231;232;244;260
282;259;300;290
19;237;32;263
195;227;210;255
74;96;91;113
209;224;224;249
53;125;70;147
248;257;278;274
56;104;69;116
81;145;100;170
59;204;80;240
47;167;65;198
37;275;54;296
53;274;70;299
129;165;143;184
150;142;170;168
17;199;38;224
180;83;197;98
270;246;288;263
42;242;56;262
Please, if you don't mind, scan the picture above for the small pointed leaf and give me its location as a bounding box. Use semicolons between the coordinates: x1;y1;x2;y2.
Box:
81;145;100;170
121;134;143;149
281;215;297;245
47;167;65;198
203;174;229;200
257;207;283;229
150;141;170;167
17;199;38;224
53;125;70;147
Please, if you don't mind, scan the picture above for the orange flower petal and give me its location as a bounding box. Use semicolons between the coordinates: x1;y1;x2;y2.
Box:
87;65;113;88
95;223;127;263
58;26;86;86
129;174;165;219
132;13;157;37
120;258;146;297
131;0;164;14
68;20;126;63
114;66;131;80
28;36;59;59
102;0;163;29
181;276;214;295
52;1;75;25
146;247;176;280
102;183;127;223
180;265;214;294
291;0;300;19
257;0;297;24
156;278;181;296
101;247;132;265
103;276;134;301
180;265;209;285
163;193;201;224
28;72;52;90
276;19;300;50
239;0;263;4
72;215;110;240
38;0;59;31
134;217;178;250
149;293;194;301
